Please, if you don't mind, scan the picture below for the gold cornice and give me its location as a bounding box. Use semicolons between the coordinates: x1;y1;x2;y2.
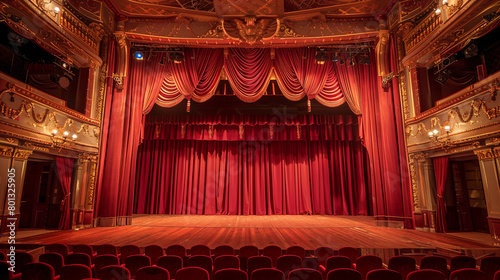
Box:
493;147;500;159
12;148;32;160
0;145;14;158
475;148;494;161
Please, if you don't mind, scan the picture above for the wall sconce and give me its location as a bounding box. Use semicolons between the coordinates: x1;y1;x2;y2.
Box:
51;129;77;149
428;125;455;152
38;0;60;17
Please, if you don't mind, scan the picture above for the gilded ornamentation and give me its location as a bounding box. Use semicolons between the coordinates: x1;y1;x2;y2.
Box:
296;125;301;139
181;124;186;139
0;145;14;158
13;148;32;160
493;147;500;159
269;124;274;140
5;138;16;143
87;160;97;206
239;125;244;139
278;20;302;38
208;124;214;139
409;160;420;210
154;124;161;139
221;17;280;44
475;148;494;161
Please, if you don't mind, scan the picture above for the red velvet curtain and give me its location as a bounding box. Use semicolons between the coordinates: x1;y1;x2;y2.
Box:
55;156;74;230
433;156;449;233
135;115;369;215
274;48;344;107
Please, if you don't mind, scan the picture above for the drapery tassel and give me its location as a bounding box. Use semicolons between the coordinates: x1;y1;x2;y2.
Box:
307;99;311;112
187;100;191;112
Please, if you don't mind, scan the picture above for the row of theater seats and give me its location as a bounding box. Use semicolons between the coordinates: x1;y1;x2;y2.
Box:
2;244;500;280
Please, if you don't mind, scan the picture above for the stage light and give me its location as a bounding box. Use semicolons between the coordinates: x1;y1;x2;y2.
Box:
435;69;450;85
169;52;185;63
332;52;340;62
134;51;144;60
359;54;371;65
315;49;328;65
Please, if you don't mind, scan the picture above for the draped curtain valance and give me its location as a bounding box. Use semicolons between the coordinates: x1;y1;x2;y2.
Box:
143;47;355;113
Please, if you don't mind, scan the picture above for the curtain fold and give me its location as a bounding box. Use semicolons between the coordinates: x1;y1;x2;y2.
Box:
55;157;74;230
333;60;362;115
433;156;449;233
224;48;273;102
135;115;369;215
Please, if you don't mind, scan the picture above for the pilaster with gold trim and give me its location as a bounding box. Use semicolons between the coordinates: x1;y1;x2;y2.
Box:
475;147;500;240
409;152;437;232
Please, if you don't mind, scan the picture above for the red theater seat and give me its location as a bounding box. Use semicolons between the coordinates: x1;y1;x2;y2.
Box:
214;255;240;271
66;253;93;269
120;244;141;264
46;244;70;258
326;256;352;272
338;247;358;264
276;255;302;277
215;268;248;280
97;265;131;280
72;244;96;260
94;254;120;272
248;256;273;275
406;269;446;280
288;268;322;280
387;255;416;280
97;244;119;256
40;252;65;276
188;255;213;276
239;246;259;272
251;268;285;280
314;247;335;267
191;245;212;256
157;255;183;279
355;255;383;280
60;264;92;280
215;245;235;257
145;245;164;265
263;246;282;267
449;268;487;280
451;255;477;272
366;269;402;280
136;266;170;280
22;262;57;280
176;267;210;280
286;246;305;261
124;254;151;278
420;256;448;276
327;268;362;280
13;251;34;275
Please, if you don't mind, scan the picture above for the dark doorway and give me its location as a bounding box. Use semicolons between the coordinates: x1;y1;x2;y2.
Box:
446;160;489;232
20;160;64;229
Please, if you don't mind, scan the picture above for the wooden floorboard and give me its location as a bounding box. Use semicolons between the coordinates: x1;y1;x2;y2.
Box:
3;215;499;257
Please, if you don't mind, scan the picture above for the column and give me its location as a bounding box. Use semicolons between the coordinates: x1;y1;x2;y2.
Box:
475;148;500;240
410;153;438;231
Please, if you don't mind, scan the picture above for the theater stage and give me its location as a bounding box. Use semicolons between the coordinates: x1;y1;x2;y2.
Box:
3;215;500;260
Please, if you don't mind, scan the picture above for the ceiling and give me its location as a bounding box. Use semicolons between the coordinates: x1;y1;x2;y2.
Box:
107;0;395;18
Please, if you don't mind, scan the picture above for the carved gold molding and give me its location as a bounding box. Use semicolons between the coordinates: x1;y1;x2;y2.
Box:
13;148;32;160
493;147;500;159
79;153;98;163
87;160;97;207
475;148;495;161
0;145;14;158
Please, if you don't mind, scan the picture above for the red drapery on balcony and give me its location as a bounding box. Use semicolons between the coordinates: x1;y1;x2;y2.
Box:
135;115;369;215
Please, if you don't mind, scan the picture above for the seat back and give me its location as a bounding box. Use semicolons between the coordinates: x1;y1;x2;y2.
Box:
0;261;14;279
276;255;302;277
188;255;213;275
314;247;335;266
214;255;240;271
288;268;322;280
420;256;448;276
388;255;416;280
191;245;211;256
120;244;141;264
366;269;402;280
355;255;383;280
66;253;92;268
239;246;259;272
22;262;56;280
248;256;273;275
166;245;187;258
72;244;94;259
251;268;284;280
338;247;358;264
124;254;151;278
14;251;34;274
481;256;500;280
0;251;6;261
215;245;235;257
263;246;282;267
46;244;70;258
97;265;131;280
449;268;487;280
97;244;119;256
327;268;362;280
145;245;164;265
302;257;319;270
94;254;120;271
286;246;305;261
176;267;210;280
135;266;170;280
451;255;477;272
157;255;183;278
326;256;352;272
215;268;248;280
406;269;446;280
59;264;92;280
39;252;64;276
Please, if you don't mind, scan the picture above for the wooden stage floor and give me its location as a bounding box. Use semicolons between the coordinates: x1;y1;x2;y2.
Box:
4;215;500;258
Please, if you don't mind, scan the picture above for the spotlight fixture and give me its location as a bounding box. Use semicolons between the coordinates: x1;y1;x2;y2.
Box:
435;69;450;85
358;54;371;65
348;55;356;67
315;48;328;65
169;51;185;63
134;51;144;60
332;52;340;62
463;43;479;58
158;56;165;66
